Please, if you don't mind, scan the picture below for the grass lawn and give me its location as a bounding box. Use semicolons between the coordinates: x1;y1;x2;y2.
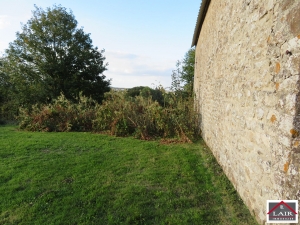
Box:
0;125;258;225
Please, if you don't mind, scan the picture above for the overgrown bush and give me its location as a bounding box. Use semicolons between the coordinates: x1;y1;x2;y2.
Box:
93;90;200;142
18;94;97;132
93;91;162;138
18;90;200;142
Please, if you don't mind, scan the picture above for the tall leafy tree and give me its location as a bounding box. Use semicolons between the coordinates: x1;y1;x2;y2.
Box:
171;47;195;96
181;47;195;94
3;4;110;104
0;58;17;119
0;59;8;105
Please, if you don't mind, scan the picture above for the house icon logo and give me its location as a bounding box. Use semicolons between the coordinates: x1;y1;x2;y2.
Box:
267;200;298;223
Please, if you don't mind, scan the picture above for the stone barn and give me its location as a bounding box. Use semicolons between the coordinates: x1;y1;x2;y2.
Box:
192;0;300;224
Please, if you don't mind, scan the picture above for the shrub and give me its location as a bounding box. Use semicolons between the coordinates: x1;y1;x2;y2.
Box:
93;90;200;142
18;90;201;142
18;93;97;132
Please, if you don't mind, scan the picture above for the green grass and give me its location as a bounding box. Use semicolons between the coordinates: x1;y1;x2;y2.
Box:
0;126;258;225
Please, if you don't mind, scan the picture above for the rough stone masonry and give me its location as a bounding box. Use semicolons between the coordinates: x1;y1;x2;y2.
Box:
192;0;300;224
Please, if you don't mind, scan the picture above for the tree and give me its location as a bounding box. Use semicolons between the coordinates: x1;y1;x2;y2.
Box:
181;47;195;94
3;4;110;104
126;86;164;106
171;47;195;96
0;59;9;105
0;58;18;120
126;86;146;98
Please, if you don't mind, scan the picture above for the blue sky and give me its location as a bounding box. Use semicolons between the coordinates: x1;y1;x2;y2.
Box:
0;0;200;88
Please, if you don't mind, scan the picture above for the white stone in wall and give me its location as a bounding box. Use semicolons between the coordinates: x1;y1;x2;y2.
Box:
280;75;299;92
279;114;294;136
256;108;264;120
285;93;296;115
278;135;291;148
266;0;274;11
279;99;284;108
261;134;271;148
287;37;299;51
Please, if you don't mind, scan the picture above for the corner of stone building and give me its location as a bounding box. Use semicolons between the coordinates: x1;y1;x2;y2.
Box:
275;0;300;204
192;0;300;224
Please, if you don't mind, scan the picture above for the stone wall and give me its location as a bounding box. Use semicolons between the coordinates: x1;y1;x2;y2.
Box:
193;0;300;224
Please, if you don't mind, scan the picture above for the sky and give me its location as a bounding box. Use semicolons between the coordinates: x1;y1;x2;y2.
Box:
0;0;200;89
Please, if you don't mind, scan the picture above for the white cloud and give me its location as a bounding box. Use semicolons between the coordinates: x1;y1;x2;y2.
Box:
104;51;174;88
107;74;172;89
0;15;11;29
